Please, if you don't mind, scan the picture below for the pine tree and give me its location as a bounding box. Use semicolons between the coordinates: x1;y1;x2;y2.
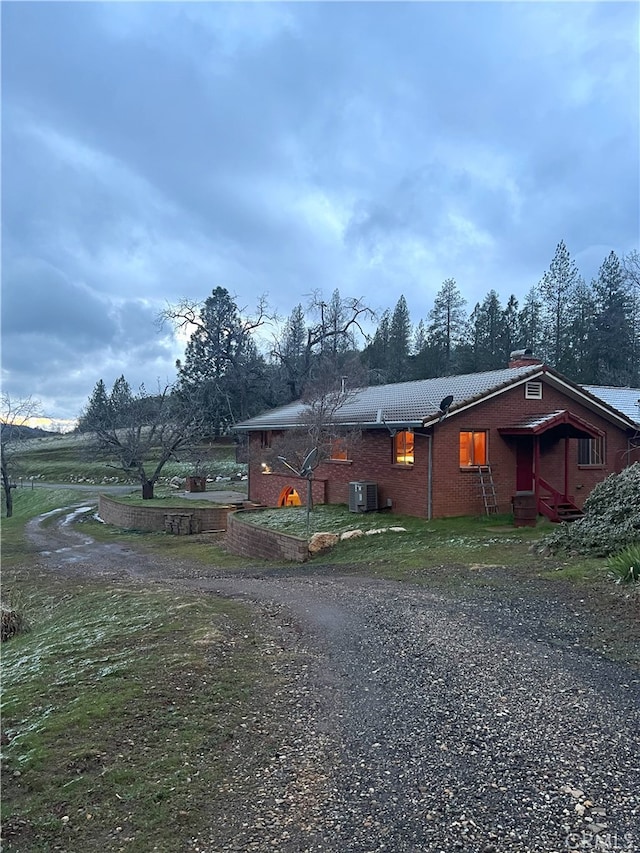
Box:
363;310;391;383
276;304;309;400
591;251;632;384
110;375;133;407
623;251;640;384
78;379;110;432
427;278;467;374
413;319;427;355
177;287;267;435
567;277;596;382
539;241;580;372
469;290;506;370
517;286;545;358
501;295;520;359
387;295;412;382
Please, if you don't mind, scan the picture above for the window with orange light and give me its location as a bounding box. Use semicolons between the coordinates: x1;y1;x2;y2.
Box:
394;430;414;465
459;431;488;467
330;438;349;461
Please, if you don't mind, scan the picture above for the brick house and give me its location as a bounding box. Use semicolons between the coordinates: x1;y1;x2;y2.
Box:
235;352;640;521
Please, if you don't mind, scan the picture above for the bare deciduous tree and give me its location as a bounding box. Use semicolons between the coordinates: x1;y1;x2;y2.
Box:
1;394;42;518
264;360;363;519
271;291;375;399
80;378;205;499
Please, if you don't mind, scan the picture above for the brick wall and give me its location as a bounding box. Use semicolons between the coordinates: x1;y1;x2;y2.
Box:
98;495;233;533
247;432;431;517
245;380;639;520
226;509;309;562
431;382;635;518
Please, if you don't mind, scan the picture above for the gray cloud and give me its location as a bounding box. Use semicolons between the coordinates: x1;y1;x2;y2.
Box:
2;1;638;419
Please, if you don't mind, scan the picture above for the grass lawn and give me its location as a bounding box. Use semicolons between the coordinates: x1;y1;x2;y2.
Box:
8;434;246;486
0;492;282;852
252;504;555;570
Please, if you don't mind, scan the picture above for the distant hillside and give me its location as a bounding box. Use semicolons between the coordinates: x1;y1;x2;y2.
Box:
1;423;57;441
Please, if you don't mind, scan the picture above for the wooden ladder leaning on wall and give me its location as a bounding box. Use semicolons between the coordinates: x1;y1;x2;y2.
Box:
477;465;498;515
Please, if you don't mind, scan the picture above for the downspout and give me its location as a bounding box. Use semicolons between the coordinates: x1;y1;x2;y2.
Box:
245;433;252;502
427;432;433;520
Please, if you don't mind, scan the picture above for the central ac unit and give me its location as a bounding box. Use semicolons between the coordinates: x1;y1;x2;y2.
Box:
349;481;378;513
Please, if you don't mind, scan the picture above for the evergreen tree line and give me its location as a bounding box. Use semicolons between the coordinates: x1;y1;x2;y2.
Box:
79;244;640;438
365;243;639;387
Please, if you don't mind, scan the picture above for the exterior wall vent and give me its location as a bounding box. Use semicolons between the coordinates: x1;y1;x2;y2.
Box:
349;481;378;512
525;381;543;400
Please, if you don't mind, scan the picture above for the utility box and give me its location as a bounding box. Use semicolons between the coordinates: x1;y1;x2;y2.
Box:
349;481;378;513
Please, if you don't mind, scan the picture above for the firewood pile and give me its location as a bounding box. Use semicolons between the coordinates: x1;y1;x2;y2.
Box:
164;513;202;535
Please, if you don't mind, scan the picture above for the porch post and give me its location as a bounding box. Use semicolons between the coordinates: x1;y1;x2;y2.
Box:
564;437;569;499
534;436;540;498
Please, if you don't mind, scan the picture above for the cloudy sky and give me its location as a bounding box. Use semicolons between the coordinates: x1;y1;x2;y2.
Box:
2;1;638;423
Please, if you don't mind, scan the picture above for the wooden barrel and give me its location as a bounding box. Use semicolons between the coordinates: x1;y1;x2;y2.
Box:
512;491;537;527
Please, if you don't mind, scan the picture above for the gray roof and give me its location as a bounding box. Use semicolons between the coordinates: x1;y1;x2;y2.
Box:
236;366;640;432
236;365;543;430
582;385;640;425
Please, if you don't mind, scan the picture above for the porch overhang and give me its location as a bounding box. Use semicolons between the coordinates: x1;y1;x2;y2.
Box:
498;409;604;439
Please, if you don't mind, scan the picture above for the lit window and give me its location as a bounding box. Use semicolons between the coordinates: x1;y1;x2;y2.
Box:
394;430;414;465
330;438;348;461
459;431;488;467
578;437;605;466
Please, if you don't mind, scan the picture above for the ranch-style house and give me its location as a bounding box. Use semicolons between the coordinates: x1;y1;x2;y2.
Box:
235;351;640;522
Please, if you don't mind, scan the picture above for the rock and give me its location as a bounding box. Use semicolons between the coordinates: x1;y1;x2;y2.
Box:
308;533;339;555
340;529;364;540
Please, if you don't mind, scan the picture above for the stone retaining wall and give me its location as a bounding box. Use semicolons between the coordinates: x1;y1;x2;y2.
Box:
98;495;233;533
226;509;309;563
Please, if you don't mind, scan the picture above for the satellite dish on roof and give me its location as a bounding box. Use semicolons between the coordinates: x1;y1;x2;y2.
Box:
439;395;454;413
300;447;318;476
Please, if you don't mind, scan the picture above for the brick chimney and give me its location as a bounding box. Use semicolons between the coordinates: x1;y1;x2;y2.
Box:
508;348;544;369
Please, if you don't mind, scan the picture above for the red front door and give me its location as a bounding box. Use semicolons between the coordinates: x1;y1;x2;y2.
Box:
516;438;534;492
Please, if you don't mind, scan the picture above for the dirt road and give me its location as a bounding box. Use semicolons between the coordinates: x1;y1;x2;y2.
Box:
27;504;640;853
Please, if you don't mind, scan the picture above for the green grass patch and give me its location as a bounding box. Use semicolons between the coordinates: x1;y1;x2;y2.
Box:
1;571;269;852
1;489;91;567
253;505;553;576
78;515;263;571
112;491;244;509
8;434;246;486
538;556;606;582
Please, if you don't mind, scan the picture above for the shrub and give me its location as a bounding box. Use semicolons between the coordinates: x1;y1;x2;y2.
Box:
1;602;27;642
607;545;640;583
544;462;640;556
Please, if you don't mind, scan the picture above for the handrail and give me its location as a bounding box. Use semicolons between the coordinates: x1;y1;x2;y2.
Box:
537;475;564;504
536;476;581;522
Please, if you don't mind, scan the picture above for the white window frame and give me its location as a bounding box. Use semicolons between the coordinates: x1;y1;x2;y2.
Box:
578;436;605;466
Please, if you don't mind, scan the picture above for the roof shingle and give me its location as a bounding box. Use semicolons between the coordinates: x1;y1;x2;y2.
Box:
235;367;640;432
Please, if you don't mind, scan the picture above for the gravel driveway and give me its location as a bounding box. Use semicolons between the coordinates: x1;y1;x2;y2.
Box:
27;505;640;853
